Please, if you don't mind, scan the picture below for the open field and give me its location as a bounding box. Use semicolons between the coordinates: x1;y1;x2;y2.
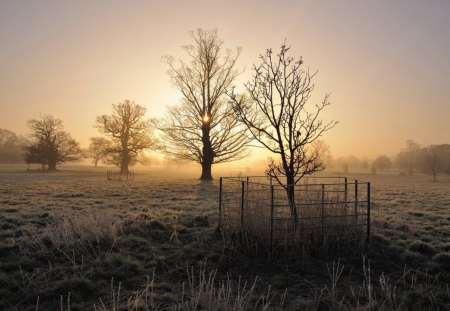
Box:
0;166;449;310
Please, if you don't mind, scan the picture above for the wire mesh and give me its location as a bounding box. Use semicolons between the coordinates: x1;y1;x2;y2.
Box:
219;176;370;257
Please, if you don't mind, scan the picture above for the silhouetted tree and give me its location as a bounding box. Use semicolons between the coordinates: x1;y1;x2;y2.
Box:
371;155;393;174
87;137;111;167
311;140;333;168
159;29;249;180
0;128;28;163
230;43;337;227
395;140;421;175
96;100;157;174
420;144;450;182
25;115;82;171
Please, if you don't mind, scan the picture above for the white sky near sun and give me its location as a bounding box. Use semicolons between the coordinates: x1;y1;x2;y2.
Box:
0;0;449;163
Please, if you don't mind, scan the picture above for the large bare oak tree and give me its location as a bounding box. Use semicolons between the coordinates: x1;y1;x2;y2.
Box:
229;43;337;226
159;29;250;180
96;100;158;174
25;115;82;171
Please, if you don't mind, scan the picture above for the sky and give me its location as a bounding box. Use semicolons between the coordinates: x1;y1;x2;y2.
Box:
1;0;449;161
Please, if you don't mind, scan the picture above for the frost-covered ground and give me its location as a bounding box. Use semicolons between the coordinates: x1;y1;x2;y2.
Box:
0;166;449;310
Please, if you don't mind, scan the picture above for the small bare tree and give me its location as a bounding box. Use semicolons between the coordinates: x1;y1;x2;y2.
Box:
96;100;158;174
420;145;450;182
395;139;421;175
87;136;111;167
159;29;250;180
230;43;337;226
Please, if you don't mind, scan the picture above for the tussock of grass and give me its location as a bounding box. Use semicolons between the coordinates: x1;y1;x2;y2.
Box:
433;253;450;270
50;278;99;301
409;211;425;217
147;219;167;231
44;209;122;252
371;233;391;246
438;242;450;252
3;208;19;213
409;241;439;256
95;254;144;283
193;215;209;228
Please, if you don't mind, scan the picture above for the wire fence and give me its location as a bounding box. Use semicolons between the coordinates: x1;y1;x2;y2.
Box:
219;176;371;259
106;170;135;181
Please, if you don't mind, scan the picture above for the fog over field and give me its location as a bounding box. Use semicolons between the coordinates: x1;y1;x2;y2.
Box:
1;1;450;310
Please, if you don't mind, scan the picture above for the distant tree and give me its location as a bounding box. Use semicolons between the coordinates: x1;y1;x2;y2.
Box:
159;29;249;180
371;155;393;174
395;140;421;175
24;115;82;171
0;128;28;163
311;140;333;168
360;158;370;172
420;144;450;182
443;145;450;175
24;140;47;171
96;100;158;174
86;137;111;167
229;43;337;227
347;155;361;172
334;156;350;173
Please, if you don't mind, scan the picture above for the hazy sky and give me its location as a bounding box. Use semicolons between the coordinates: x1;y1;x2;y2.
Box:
1;0;449;159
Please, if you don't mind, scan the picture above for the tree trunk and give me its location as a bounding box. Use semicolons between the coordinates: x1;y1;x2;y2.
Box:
200;161;213;180
120;159;128;175
48;161;57;171
200;125;214;180
433;172;437;182
286;175;298;229
121;148;128;175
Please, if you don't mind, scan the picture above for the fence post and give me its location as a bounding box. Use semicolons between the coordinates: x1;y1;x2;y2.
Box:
270;184;274;261
241;181;245;232
246;177;249;210
219;177;223;231
355;180;358;219
321;184;325;240
344;177;348;204
367;182;371;241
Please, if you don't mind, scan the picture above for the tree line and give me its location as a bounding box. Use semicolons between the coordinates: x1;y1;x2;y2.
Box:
394;140;450;182
325;140;450;182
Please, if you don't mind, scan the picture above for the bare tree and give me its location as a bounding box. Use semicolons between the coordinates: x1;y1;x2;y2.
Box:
395;139;421;175
229;43;337;226
371;154;393;174
0;128;28;164
96;100;158;174
420;144;450;182
159;29;250;180
311;139;333;168
87;136;111;167
25;115;81;171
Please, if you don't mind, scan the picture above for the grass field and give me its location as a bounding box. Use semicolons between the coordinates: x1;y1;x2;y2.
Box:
0;166;449;310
